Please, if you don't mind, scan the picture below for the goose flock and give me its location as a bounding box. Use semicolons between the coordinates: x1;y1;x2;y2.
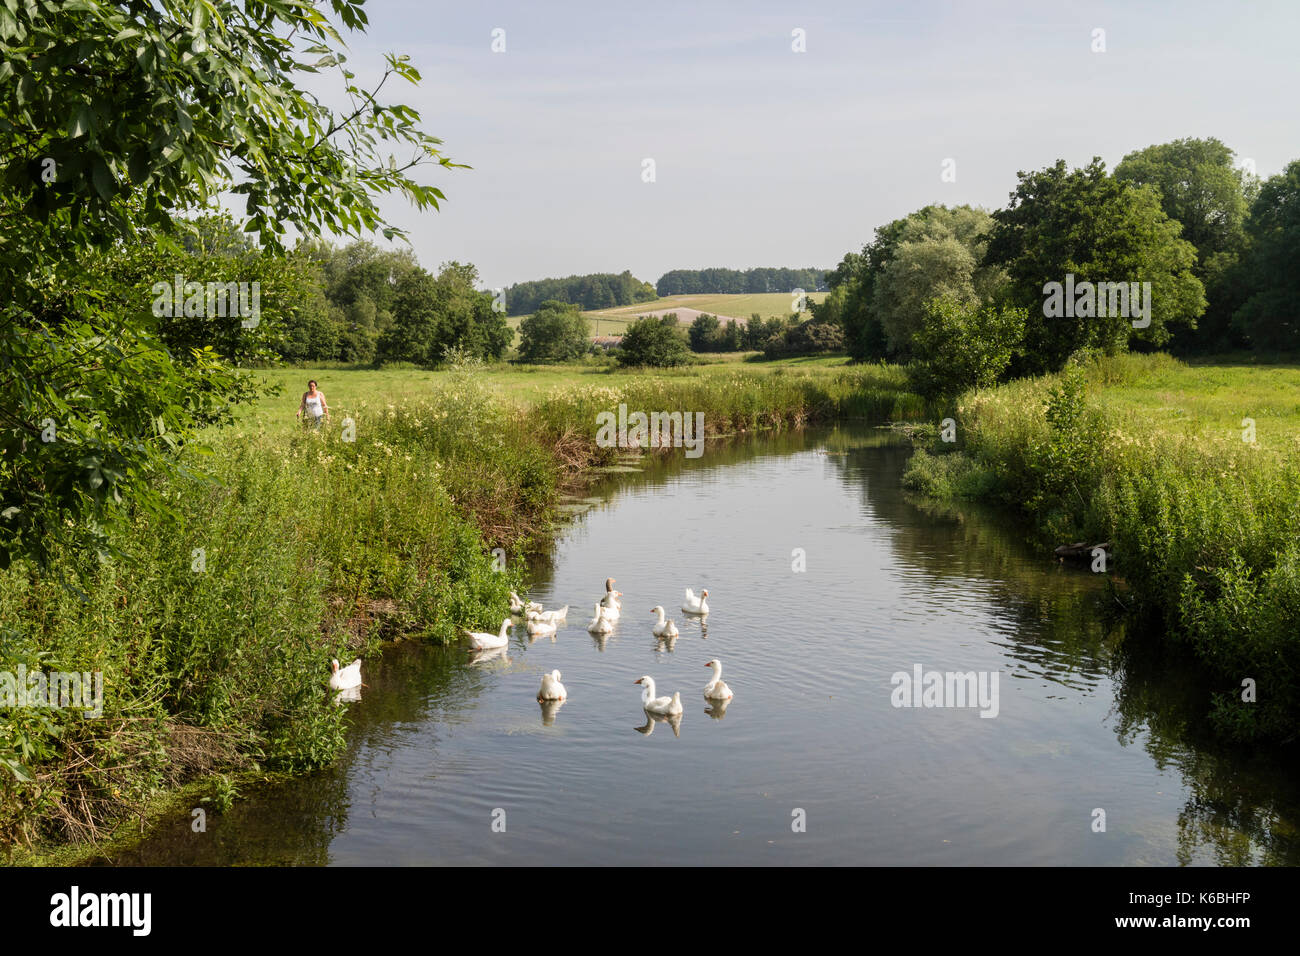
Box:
328;576;735;728
325;580;738;728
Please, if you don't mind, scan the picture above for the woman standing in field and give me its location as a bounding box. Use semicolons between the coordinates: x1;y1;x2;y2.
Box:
297;380;329;428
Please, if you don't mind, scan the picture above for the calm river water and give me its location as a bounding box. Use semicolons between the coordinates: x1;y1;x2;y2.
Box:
96;425;1300;865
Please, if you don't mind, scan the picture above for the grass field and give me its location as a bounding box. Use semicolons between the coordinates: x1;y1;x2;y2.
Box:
505;292;829;334
244;353;855;436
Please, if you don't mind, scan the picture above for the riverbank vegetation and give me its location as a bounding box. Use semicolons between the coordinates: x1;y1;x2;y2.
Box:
902;352;1300;743
0;357;919;855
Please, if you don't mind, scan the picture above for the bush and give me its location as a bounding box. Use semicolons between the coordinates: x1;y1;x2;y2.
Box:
906;297;1025;398
617;314;690;367
762;318;845;359
517;300;591;362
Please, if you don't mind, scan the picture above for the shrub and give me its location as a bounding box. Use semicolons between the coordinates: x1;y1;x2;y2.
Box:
517;300;592;363
906;297;1025;398
617;314;690;367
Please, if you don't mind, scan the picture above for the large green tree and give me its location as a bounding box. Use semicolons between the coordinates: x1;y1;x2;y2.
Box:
984;158;1205;374
1114;137;1256;351
0;0;456;565
377;262;509;366
815;205;1002;361
1233;159;1300;351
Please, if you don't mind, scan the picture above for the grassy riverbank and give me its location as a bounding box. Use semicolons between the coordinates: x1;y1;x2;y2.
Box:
902;352;1300;743
0;356;920;858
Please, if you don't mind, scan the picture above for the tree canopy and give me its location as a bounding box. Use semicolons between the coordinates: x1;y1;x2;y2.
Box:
984;158;1205;374
517;300;592;363
0;0;455;566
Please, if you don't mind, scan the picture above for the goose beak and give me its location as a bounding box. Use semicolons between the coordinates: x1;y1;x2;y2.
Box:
633;678;643;684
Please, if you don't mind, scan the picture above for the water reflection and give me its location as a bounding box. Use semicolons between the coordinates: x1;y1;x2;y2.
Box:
634;710;683;738
538;698;565;727
704;698;731;720
467;646;510;667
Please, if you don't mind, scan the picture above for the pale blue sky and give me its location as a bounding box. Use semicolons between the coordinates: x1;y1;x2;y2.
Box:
314;0;1300;290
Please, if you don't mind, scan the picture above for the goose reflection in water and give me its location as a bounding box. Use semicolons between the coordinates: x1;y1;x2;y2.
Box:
654;632;678;653
704;697;731;719
332;686;362;706
467;646;511;667
678;617;707;640
634;710;683;738
538;698;565;726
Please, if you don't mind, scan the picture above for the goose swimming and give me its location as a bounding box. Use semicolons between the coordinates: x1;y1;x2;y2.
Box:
682;588;709;615
465;618;512;650
633;675;683;715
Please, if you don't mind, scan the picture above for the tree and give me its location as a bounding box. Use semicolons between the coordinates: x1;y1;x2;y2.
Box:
873;237;979;358
617;315;690;367
762;319;846;359
688;314;721;351
984;158;1205;374
1114;138;1256;351
517;301;591;362
907;298;1026;399
817;205;1001;361
0;0;455;565
1233;159;1300;351
378;262;509;366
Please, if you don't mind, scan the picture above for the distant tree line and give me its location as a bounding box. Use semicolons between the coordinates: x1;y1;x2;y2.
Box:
656;267;827;295
505;271;657;315
156;230;514;368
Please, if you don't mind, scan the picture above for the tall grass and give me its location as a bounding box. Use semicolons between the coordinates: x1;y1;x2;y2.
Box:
903;353;1300;743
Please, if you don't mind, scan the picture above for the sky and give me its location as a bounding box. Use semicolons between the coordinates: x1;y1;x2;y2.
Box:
295;0;1300;291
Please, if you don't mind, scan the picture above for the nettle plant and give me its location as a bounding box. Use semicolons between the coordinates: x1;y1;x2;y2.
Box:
0;0;458;567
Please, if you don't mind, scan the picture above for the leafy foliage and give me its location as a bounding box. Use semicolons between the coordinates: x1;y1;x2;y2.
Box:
616;314;690;367
0;0;458;567
906;298;1026;399
656;266;826;296
984;158;1205;374
1233;160;1300;351
517;301;591;363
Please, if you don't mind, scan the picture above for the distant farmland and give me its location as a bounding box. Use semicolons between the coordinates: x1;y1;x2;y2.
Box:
583;292;828;334
503;291;828;336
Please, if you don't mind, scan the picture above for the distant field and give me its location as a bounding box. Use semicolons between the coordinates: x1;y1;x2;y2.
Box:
584;292;828;332
504;292;828;335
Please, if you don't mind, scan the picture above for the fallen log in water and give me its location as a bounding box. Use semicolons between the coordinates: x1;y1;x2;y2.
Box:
1054;541;1111;563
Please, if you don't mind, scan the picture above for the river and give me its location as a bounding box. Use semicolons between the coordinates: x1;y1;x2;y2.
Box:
92;425;1300;865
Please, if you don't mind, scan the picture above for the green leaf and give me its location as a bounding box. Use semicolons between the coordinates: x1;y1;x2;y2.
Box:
68;104;95;139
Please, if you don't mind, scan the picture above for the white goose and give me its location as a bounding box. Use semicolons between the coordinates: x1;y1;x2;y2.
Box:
587;602;614;636
599;578;621;621
465;618;512;650
634;675;683;715
537;669;567;701
509;591;542;615
329;658;363;691
682;588;709;615
532;604;568;625
525;611;556;639
703;658;734;700
650;606;679;638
